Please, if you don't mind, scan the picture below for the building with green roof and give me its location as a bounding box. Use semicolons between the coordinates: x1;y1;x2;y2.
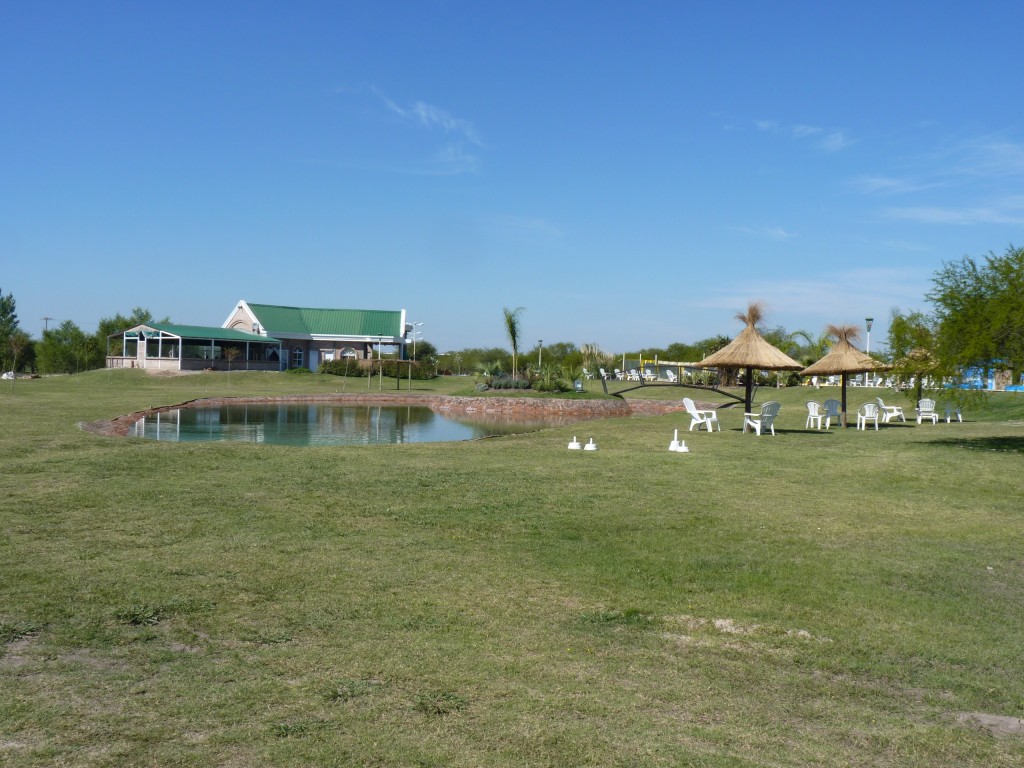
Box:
223;300;408;371
106;322;284;372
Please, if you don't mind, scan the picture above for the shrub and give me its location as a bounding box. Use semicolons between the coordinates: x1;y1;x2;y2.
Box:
487;376;530;390
319;359;366;377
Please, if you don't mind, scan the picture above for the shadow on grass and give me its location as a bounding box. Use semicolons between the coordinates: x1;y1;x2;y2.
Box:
924;435;1024;453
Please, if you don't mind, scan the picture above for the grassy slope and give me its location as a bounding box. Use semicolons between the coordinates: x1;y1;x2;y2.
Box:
2;371;1023;766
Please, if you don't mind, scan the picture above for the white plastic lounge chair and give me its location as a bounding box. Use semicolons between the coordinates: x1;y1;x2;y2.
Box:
916;398;939;425
628;369;641;381
665;370;678;383
944;402;962;423
744;401;781;436
856;402;880;430
598;368;609;380
683;397;720;432
875;397;906;423
805;401;825;429
822;399;841;428
614;369;626;380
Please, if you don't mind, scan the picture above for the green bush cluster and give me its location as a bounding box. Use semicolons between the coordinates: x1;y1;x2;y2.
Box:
487;376;531;390
319;358;436;380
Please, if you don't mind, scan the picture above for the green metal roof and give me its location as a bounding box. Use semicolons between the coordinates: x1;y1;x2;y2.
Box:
246;303;403;337
139;323;280;343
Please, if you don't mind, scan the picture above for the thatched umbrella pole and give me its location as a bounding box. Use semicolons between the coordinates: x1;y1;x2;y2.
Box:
840;372;849;428
744;366;755;417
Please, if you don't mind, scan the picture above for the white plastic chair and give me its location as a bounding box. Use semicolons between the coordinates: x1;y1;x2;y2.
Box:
876;397;905;423
744;401;781;436
665;370;678;383
856;402;880;430
683;397;720;432
916;398;939;424
945;403;962;423
805;401;825;429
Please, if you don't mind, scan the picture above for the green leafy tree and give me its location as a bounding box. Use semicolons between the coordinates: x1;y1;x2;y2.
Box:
7;329;30;387
409;340;437;362
927;244;1024;386
36;320;91;374
502;306;524;379
886;309;941;400
0;288;19;371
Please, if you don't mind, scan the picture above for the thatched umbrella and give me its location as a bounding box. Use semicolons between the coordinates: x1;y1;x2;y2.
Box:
800;324;891;428
696;303;803;429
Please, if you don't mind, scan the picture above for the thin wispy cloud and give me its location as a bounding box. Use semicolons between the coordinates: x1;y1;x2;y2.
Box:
819;130;852;152
851;175;935;196
489;214;563;239
371;86;482;146
884;196;1024;226
950;136;1024;179
734;225;797;240
333;85;484;175
755;120;852;152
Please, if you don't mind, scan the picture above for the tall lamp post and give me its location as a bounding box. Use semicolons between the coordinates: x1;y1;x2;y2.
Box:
537;339;543;368
407;322;423;390
865;317;874;386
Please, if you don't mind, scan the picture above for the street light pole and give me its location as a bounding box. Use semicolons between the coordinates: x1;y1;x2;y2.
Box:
865;317;874;386
538;340;542;368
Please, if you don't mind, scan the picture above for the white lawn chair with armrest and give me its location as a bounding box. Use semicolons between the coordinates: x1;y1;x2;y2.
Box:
875;397;906;423
744;401;781;436
916;398;939;424
944;402;962;423
683;397;720;432
856;402;881;430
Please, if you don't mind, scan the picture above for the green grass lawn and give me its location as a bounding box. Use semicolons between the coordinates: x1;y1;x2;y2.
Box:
2;371;1023;766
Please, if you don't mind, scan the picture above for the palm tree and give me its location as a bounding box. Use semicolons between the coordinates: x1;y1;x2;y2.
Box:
503;306;524;379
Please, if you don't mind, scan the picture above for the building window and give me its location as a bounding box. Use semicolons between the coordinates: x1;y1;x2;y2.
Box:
292;347;304;368
341;347;357;359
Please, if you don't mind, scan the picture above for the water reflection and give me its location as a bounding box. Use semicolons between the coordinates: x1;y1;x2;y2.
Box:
129;404;544;446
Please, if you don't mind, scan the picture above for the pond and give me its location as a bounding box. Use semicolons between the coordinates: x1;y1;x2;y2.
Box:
128;403;550;446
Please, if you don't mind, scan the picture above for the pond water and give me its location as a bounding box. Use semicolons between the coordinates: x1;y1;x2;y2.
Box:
129;403;548;446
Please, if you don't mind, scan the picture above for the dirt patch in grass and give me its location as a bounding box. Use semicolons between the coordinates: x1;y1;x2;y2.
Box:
956;712;1024;736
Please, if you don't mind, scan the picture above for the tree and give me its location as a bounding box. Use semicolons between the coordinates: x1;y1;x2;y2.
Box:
927;244;1024;385
36;320;90;374
0;288;18;371
409;340;437;362
502;306;524;379
7;330;30;387
886;309;940;401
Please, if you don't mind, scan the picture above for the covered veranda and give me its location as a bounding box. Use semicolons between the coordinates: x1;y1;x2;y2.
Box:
106;323;284;372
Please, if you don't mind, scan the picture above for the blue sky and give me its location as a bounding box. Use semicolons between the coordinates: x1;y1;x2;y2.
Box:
3;1;1023;354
